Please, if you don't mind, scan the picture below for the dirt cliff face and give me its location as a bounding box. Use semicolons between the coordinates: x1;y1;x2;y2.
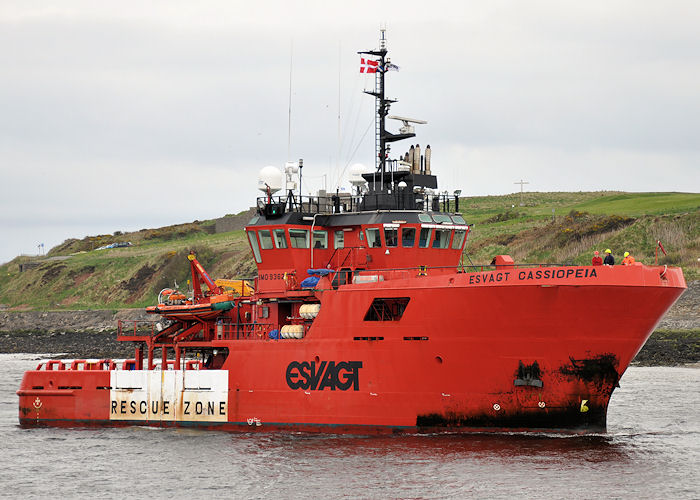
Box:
0;309;151;333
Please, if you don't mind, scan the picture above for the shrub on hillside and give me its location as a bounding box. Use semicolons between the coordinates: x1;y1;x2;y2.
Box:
143;223;204;241
554;214;634;246
485;210;520;223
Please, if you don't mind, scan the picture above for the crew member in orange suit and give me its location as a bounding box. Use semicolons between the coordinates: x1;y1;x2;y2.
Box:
622;251;636;265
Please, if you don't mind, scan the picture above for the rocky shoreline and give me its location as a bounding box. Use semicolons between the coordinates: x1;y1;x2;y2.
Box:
1;328;697;366
0;309;152;359
0;281;698;365
0;330;136;359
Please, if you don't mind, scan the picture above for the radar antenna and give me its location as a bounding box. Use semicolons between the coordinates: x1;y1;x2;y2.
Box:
388;115;428;135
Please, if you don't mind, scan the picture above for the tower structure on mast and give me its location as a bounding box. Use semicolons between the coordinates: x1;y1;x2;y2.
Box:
359;29;415;177
354;30;436;211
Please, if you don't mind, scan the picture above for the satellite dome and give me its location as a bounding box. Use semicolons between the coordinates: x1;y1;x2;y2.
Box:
258;166;283;194
349;163;368;187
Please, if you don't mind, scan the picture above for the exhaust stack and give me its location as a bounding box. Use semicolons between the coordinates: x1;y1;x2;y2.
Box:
425;145;431;175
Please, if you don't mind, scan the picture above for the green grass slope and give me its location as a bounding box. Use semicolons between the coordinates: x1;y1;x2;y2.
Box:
0;191;697;311
0;230;256;310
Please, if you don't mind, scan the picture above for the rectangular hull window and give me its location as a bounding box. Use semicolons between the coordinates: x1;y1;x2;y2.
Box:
364;297;410;321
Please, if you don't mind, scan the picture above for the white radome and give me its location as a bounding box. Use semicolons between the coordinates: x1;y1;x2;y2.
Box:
258;166;284;194
349;163;368;187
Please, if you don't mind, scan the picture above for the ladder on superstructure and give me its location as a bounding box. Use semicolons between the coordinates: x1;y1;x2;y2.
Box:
374;29;387;172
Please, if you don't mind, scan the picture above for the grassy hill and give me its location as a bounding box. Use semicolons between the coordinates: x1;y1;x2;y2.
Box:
460;191;699;270
0;191;698;311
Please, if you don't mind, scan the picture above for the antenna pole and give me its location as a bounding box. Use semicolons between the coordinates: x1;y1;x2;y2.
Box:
337;41;341;189
298;158;303;205
287;41;293;160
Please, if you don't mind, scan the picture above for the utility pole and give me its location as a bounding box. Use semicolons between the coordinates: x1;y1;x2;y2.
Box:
514;179;529;206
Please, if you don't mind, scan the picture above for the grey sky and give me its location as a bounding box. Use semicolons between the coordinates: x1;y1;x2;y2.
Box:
1;1;699;264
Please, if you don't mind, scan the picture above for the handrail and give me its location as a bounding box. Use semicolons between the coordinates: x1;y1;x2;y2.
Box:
35;359;117;371
256;186;463;215
258;193;360;215
117;319;157;337
218;322;276;340
349;262;577;274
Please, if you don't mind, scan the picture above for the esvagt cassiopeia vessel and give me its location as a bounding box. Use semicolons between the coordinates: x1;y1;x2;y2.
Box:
18;33;686;433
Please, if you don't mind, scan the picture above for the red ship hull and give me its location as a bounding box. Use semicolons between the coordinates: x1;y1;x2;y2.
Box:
18;263;685;433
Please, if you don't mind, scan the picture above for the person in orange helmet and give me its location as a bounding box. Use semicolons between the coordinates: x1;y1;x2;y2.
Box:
622;251;636;265
591;251;603;266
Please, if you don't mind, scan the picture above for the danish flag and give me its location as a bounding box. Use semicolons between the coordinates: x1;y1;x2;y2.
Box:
360;58;380;73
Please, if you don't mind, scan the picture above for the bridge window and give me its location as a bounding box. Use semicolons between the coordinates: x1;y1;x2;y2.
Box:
433;214;452;223
452;215;466;224
432;229;452;249
364;297;410;321
334;230;344;249
247;231;262;263
274;229;288;249
384;228;398;247
313;230;328;249
259;230;274;250
401;227;415;247
365;228;381;248
452;229;466;249
419;228;432;248
289;229;310;248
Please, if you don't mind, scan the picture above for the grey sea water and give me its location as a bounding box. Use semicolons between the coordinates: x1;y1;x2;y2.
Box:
1;354;698;499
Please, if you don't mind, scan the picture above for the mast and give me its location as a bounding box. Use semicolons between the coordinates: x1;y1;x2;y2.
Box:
357;30;435;211
360;31;387;175
359;29;416;186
